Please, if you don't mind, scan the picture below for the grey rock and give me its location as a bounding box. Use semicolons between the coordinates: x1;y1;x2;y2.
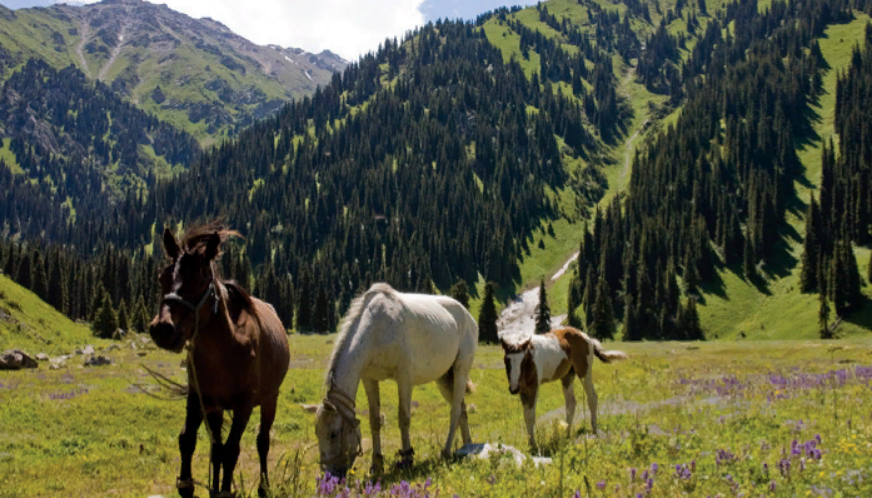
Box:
36;353;50;362
83;355;113;367
0;349;38;370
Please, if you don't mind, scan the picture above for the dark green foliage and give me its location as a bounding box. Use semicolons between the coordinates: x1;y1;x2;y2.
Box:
535;279;551;334
296;269;313;333
867;250;872;286
678;298;704;340
30;250;48;302
800;196;821;292
134;297;151;334
449;279;470;310
819;292;832;339
314;284;332;334
92;291;117;339
478;282;499;344
15;250;31;290
116;299;130;333
47;251;68;315
591;276;615;340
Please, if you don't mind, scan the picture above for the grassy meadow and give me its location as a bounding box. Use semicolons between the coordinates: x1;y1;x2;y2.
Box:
2;330;871;497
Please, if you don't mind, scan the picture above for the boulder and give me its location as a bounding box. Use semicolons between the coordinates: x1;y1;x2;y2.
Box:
35;353;49;362
455;443;552;468
49;361;65;370
0;349;38;370
83;345;95;355
84;355;113;367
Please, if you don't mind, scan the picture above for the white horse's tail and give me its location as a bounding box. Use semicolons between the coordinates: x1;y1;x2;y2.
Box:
591;338;629;363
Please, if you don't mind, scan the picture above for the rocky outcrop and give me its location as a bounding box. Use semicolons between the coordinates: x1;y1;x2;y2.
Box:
0;349;38;370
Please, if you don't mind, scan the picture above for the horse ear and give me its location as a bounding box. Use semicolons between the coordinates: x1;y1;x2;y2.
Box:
204;233;221;261
163;228;180;260
499;336;509;350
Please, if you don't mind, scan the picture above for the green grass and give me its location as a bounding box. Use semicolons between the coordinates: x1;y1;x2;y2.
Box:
2;334;871;496
0;274;108;354
0;138;22;174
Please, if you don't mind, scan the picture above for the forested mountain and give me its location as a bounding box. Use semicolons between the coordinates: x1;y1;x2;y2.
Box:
0;0;347;141
1;0;870;341
0;57;199;232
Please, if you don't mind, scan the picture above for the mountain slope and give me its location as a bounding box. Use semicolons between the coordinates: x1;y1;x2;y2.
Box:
0;0;347;142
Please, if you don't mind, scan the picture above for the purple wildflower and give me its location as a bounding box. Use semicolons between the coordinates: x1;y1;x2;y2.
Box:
597;481;606;491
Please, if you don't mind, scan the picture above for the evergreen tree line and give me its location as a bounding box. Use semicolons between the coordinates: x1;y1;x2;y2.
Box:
799;28;872;317
567;0;867;341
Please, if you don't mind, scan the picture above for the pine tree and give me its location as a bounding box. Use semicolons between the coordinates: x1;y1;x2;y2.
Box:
591;276;615;340
48;253;67;314
478;282;499;344
31;251;48;302
92;291;117;339
843;241;862;309
535;279;551;334
581;267;595;327
2;243;15;277
134;297;151;333
818;292;832;339
15;251;32;290
449;279;470;310
622;295;639;341
296;269;312;332
743;235;756;280
314;284;331;334
680;298;704;340
90;280;106;322
682;251;699;295
867;250;872;287
116;299;130;333
799;196;820;292
830;246;849;316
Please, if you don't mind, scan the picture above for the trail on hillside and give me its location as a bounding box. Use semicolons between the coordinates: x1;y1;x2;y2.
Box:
497;251;580;341
75;20;91;78
98;16;132;82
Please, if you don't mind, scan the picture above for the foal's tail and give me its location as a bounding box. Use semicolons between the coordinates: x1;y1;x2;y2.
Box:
591;338;629;363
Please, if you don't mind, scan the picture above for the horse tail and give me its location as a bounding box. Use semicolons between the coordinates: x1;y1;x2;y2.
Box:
591;338;629;363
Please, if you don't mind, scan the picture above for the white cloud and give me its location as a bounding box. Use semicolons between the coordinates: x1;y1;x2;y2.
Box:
141;0;426;61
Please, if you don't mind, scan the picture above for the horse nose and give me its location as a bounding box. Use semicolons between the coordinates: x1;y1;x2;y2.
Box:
149;322;175;343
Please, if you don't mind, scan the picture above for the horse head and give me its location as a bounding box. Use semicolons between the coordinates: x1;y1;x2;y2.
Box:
149;224;237;353
313;396;362;478
500;336;533;395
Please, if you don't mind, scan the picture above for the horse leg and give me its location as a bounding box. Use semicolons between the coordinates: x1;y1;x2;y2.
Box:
395;373;414;469
178;393;204;498
443;360;474;457
520;388;538;451
436;373;471;449
582;368;598;434
363;379;384;475
206;410;225;495
562;372;577;438
257;398;277;497
220;405;253;495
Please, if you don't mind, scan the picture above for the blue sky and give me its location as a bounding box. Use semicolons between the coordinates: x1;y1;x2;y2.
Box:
0;0;533;59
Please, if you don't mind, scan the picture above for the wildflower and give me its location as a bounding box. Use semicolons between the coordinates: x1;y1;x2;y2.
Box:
651;463;658;474
769;481;776;492
597;481;606;491
573;491;581;498
630;468;637;481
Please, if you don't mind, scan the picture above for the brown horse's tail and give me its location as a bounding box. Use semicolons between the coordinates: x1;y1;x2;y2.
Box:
592;339;629;363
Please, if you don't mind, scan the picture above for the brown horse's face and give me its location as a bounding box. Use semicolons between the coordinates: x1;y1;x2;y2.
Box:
149;228;219;353
501;337;532;395
315;403;361;478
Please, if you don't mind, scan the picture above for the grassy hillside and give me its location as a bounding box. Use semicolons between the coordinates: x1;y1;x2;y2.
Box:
469;0;872;341
0;274;106;354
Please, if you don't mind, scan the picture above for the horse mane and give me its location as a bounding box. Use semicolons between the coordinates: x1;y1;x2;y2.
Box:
324;283;398;389
181;220;242;257
221;280;257;321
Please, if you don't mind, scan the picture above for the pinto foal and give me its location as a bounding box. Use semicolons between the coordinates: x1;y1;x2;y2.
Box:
501;327;627;448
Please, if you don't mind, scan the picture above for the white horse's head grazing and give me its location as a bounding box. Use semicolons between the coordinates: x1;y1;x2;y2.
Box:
314;389;362;478
500;336;532;395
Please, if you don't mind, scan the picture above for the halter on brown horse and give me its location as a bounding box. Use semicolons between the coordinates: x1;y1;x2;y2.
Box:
149;222;290;498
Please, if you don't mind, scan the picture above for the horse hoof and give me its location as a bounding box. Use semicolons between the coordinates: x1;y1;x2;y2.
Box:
370;454;385;475
393;458;414;471
176;477;195;498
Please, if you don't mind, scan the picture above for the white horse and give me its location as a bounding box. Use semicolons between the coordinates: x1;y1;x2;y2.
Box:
500;327;628;449
312;283;478;477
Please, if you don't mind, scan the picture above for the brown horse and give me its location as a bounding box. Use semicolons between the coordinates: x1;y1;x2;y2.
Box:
149;223;290;498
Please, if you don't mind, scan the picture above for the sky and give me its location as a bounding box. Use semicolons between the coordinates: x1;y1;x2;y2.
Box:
1;0;533;61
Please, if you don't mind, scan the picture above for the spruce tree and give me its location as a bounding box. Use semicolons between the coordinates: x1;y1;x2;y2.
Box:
743;235;756;280
2;243;15;277
581;267;595;327
31;252;49;302
867;250;872;286
591;276;615;340
818;292;832;339
478;282;499;344
799;196;820;292
449;279;470;310
622;295;639;341
680;298;704;340
15;251;32;290
116;299;130;333
534;279;551;334
90;280;107;322
48;254;67;314
92;291;117;339
314;284;331;334
296;270;312;332
844;242;862;309
830;246;849;316
134;297;151;333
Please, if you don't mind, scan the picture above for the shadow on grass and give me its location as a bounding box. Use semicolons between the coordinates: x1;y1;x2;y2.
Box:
843;296;872;331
